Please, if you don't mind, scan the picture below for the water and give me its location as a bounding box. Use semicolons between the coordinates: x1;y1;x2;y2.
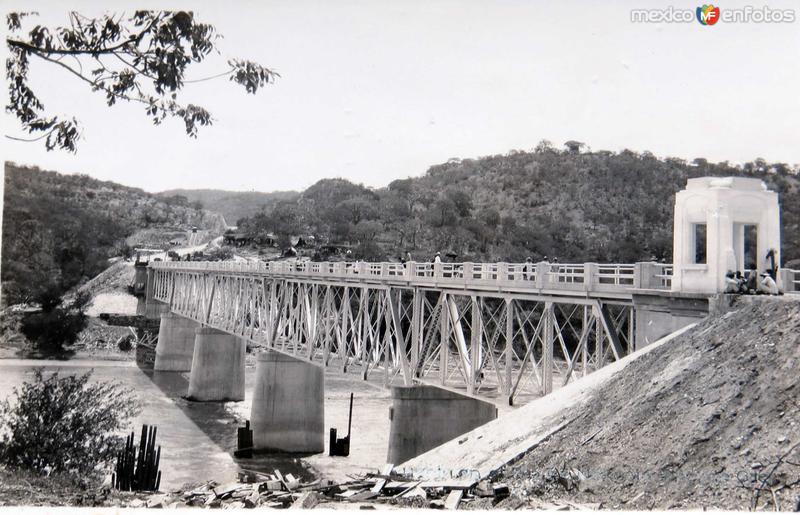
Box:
0;359;392;490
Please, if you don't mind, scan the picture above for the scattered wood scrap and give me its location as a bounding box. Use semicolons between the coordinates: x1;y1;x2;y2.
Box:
110;467;536;510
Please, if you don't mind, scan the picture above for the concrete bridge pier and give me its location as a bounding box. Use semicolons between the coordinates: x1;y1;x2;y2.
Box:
154;313;199;371
250;350;325;453
186;327;246;401
387;385;497;465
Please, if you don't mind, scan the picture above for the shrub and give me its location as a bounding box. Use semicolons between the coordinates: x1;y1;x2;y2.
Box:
0;369;140;477
205;247;233;261
117;335;134;352
20;293;89;354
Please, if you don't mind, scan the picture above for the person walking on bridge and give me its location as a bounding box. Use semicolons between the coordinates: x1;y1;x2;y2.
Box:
430;252;442;278
523;257;534;281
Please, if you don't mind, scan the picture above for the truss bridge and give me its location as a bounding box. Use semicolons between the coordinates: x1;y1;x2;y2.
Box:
148;260;673;405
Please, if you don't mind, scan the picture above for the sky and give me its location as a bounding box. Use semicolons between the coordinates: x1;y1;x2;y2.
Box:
1;0;799;194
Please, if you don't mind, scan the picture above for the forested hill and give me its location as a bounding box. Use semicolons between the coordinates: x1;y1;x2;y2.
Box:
158;188;300;225
235;145;800;264
1;162;226;305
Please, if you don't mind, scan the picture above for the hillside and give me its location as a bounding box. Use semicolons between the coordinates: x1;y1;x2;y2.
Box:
157;188;300;226
1;162;226;306
494;296;800;510
232;147;800;264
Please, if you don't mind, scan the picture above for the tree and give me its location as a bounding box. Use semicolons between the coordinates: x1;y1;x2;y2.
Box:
534;139;555;153
353;220;382;243
20;291;89;355
337;197;377;225
6;11;277;151
445;188;473;218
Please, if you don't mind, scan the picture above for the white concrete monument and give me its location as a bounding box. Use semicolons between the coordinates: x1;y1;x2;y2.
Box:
672;177;781;294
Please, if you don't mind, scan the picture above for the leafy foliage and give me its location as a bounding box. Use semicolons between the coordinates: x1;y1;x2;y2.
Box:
203;246;234;261
0;369;141;477
5;11;277;151
234;145;800;264
20;292;89;354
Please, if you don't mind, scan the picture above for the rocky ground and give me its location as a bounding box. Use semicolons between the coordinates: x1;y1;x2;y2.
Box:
76;258;136;299
495;296;800;510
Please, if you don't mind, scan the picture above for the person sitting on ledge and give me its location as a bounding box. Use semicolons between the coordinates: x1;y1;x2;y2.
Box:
724;271;739;293
758;272;780;295
735;271;747;293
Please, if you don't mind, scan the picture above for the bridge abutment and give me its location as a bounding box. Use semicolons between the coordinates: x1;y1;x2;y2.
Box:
154;313;199;371
387;385;497;465
250;350;325;453
186;327;246;401
631;292;741;350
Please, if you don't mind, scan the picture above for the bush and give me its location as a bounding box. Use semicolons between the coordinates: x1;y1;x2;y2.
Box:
117;335;134;352
205;247;233;261
0;369;140;477
20;293;89;354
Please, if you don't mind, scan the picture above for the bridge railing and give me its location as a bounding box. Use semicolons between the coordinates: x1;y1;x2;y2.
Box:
781;268;800;293
150;260;682;293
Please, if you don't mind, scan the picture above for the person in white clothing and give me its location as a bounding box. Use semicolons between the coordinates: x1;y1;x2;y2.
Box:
758;273;779;295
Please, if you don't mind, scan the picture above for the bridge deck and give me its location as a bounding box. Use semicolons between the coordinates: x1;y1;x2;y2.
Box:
149;260;674;300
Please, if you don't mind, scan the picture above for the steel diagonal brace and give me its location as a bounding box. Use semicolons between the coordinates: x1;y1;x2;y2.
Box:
386;289;413;385
594;300;624;360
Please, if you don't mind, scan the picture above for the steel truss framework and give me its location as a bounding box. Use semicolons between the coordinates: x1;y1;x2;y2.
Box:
152;268;634;404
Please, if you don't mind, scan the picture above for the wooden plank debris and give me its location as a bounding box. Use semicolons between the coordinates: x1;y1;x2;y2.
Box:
444;489;464;510
350;491;380;502
418;478;476;489
285;473;300;490
118;465;523;510
370;479;386;494
274;469;292;492
335;489;365;499
290;491;320;509
392;482;421;499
